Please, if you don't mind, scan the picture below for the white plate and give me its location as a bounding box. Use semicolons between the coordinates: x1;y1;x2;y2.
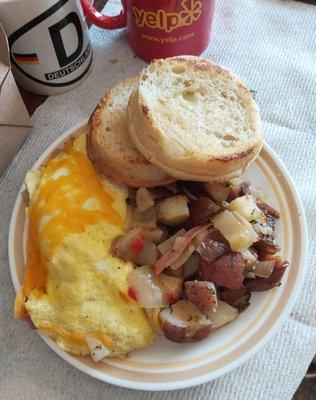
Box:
8;119;307;391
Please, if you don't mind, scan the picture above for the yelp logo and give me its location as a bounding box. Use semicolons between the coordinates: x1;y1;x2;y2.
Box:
132;0;202;33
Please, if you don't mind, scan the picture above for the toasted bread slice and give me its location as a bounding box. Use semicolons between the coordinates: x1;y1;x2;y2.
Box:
128;57;262;182
87;76;174;187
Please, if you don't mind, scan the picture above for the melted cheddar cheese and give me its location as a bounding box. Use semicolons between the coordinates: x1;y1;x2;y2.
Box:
15;134;154;357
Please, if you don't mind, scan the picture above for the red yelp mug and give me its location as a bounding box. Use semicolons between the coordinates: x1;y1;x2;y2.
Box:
81;0;215;62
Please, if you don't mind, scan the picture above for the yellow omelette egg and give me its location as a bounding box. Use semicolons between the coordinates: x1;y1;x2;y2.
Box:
15;134;154;357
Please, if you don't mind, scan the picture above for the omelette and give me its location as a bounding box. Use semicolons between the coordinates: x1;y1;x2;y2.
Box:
14;134;154;358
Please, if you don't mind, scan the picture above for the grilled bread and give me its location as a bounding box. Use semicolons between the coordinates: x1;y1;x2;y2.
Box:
128;56;262;182
87;76;174;187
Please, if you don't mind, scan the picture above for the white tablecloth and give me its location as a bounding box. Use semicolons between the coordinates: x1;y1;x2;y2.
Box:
1;1;315;399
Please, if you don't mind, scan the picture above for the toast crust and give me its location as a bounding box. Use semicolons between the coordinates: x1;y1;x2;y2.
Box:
128;57;262;182
87;77;174;187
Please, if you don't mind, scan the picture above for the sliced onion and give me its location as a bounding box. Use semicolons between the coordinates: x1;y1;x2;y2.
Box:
205;300;238;330
242;249;258;270
131;206;157;229
115;228;158;266
253;261;274;278
128;266;168;308
212;210;258;252
115;228;143;262
232;211;259;244
193;229;209;247
158;273;183;303
173;236;188;251
135;241;158;267
85;335;110;362
141;227;165;243
163;265;184;278
157;229;186;254
170;243;195;270
183;253;200;280
154;224;209;276
136;188;154;212
196;236;229;263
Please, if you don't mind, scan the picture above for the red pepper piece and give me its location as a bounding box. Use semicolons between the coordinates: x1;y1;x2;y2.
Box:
131;234;144;253
128;286;138;301
166;292;176;305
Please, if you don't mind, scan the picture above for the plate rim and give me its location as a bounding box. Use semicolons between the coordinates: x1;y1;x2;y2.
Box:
8;119;308;391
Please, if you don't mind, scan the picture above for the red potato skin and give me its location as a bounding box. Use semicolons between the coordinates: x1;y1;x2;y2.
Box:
190;325;213;342
207;228;231;246
226;181;251;202
256;200;280;219
219;285;251;312
185;281;217;312
197;236;230;263
189;197;221;226
162;321;187;343
161;320;212;343
219;285;247;305
244;259;289;291
254;235;280;259
199;252;244;289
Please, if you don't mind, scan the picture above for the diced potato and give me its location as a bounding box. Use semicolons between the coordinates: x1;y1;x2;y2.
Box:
205;300;238;330
157;195;189;226
212;210;258;252
185;281;218;312
251;221;274;236
204;182;231;203
190;197;221;225
227;195;264;222
159;300;212;343
228;195;275;236
219;285;251;311
199;252;244;289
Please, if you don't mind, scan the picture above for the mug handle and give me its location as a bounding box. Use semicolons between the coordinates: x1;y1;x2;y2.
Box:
81;0;127;29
